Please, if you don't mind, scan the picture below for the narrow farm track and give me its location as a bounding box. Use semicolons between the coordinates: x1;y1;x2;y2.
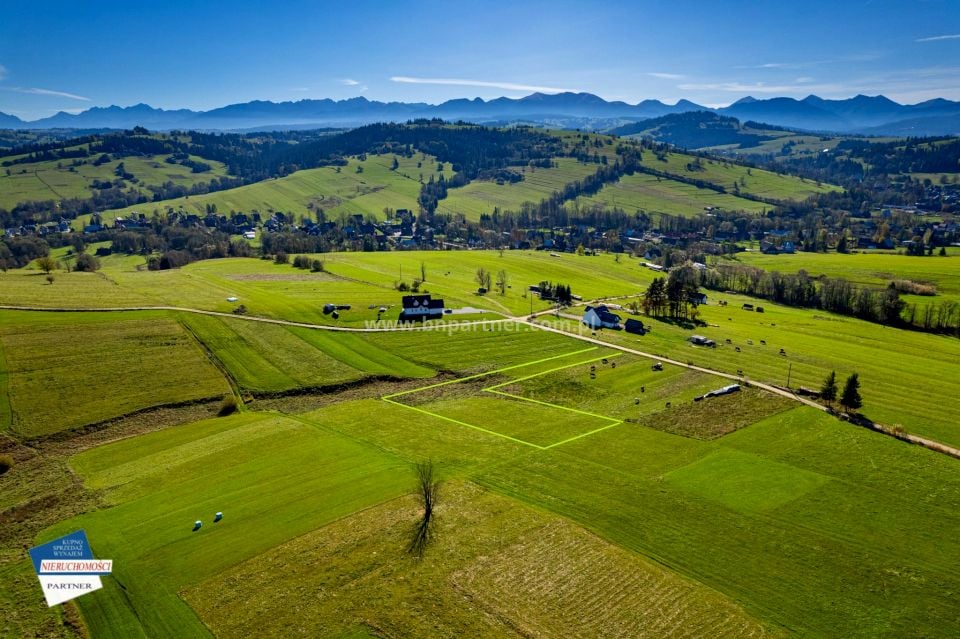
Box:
3;303;959;460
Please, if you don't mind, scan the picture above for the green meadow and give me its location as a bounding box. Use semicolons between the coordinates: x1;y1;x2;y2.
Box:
36;369;960;638
0;154;229;211
540;286;960;447
3;246;960;638
438;158;601;220
576;171;770;217
638;149;840;200
0;311;229;437
82;153;451;227
735;250;960;305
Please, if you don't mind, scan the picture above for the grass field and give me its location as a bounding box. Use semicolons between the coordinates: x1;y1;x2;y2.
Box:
537;288;960;447
7;243;960;638
734;250;960;306
576;171;770;217
0;311;229;437
179;312;435;393
0;154;229;210
187;483;773;638
438;158;601;220
17;316;960;638
56;412;412;638
15;250;656;322
478;406;960;638
638;150;840;200
80;153;451;228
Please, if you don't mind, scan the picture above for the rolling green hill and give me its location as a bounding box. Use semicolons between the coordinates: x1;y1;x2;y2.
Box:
0;153;229;210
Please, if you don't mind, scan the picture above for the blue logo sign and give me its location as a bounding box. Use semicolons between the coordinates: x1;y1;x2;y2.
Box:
29;530;112;606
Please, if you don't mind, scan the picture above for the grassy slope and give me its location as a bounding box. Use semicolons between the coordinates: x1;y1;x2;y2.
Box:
58;412;411;639
185;482;772;638
81;154;451;228
26;317;960;638
438;158;600;220
0;154;228;210
576;172;770;217
638;150;840;200
6;248;960;446
0;311;230;436
735;250;960;306
477;406;960;638
539;287;960;447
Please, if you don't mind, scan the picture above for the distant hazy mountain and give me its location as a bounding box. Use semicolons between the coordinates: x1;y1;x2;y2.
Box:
2;92;959;135
0;111;25;128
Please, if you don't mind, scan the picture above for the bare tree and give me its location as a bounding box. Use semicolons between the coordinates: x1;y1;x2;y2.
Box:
408;460;440;558
496;269;509;296
475;267;491;293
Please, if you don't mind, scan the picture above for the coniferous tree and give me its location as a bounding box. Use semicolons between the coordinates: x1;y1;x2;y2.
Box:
840;373;863;412
820;371;837;406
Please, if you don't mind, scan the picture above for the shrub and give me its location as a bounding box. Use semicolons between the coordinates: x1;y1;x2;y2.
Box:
73;253;101;272
274;252;289;265
0;454;13;475
311;259;325;272
292;255;312;269
218;395;239;417
892;279;937;296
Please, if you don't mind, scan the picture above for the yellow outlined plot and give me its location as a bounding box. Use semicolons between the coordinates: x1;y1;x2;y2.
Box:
382;348;626;449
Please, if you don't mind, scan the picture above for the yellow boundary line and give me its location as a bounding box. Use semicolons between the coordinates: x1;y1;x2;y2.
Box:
382;348;628;449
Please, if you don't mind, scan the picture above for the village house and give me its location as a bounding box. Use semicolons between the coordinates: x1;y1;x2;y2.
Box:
582;305;622;330
399;294;445;321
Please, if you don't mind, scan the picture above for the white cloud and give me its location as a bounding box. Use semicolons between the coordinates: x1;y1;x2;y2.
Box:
340;78;360;86
916;34;960;42
647;72;685;80
14;87;91;101
291;87;311;92
734;62;798;70
677;81;841;94
390;76;579;93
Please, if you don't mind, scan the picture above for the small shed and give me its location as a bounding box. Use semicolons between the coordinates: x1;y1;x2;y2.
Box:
624;318;645;335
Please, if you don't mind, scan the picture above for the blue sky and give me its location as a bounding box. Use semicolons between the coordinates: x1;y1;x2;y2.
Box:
1;0;958;120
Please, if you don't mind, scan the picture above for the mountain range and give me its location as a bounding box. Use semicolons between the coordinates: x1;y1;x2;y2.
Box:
1;92;958;136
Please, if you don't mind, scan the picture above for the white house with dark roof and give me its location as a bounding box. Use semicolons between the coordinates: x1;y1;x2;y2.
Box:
582;305;622;330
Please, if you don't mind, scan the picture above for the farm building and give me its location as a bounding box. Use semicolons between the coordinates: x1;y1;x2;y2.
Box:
583;305;622;330
694;384;741;401
399;294;444;320
624;318;645;335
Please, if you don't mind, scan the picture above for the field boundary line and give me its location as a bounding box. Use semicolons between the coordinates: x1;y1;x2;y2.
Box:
483;353;625;424
381;347;599;399
383;349;625;449
544;420;625;449
381;397;545;449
